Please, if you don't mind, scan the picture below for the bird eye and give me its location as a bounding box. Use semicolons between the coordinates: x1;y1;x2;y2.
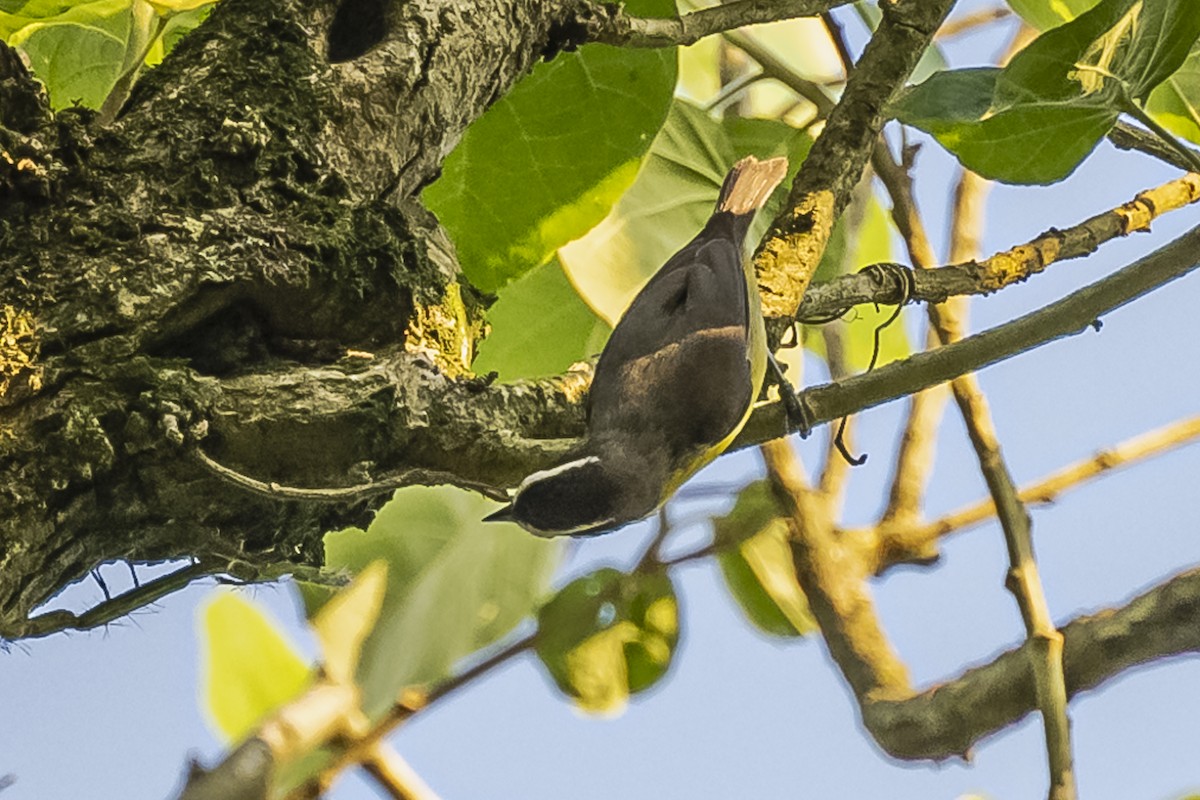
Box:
596;601;617;627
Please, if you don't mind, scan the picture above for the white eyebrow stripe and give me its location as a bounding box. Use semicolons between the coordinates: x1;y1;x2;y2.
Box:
517;456;601;491
528;517;618;538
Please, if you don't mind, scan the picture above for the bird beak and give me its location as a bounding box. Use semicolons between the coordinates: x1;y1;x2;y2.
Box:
483;504;514;523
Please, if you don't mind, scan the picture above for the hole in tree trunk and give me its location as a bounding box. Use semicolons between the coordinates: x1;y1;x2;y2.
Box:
327;0;388;63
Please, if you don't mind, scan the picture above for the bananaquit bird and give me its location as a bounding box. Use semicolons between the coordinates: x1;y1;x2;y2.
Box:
485;155;790;537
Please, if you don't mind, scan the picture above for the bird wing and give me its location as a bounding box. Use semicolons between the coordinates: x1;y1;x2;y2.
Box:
588;221;753;457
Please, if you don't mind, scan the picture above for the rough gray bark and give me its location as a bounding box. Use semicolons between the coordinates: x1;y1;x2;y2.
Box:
0;0;596;637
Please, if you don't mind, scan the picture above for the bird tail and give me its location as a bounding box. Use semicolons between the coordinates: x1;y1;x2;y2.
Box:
716;155;789;216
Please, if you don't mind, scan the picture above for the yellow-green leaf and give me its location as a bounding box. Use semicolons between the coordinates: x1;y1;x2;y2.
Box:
199;591;313;743
311;560;388;686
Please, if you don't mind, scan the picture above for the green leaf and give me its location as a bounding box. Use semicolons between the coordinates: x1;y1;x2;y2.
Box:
1147;40;1200;144
535;568;679;714
3;0;136;109
997;0;1200;105
147;2;212;65
2;0;219;110
422;0;678;293
897;70;1118;182
893;66;1118;184
714;481;816;638
894;0;1200;184
1005;0;1100;30
560;100;810;324
199;591;313;743
472;257;610;380
302;486;561;718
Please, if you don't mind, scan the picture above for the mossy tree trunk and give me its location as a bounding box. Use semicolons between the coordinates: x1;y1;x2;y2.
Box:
0;0;593;637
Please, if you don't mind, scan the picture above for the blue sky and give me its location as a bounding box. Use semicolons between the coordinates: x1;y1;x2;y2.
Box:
3;4;1200;799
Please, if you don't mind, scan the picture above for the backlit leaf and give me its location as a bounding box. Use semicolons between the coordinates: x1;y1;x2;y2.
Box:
422;0;677;293
302;486;560;718
715;481;815;638
199;591;312;743
560;100;810;324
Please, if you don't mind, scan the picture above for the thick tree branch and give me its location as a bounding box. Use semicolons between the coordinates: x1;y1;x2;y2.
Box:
0;0;615;636
755;0;956;331
863;565;1200;759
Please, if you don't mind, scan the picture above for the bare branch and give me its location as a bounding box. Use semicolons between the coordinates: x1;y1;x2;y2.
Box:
17;562;210;640
864;565;1200;760
936;6;1014;40
950;371;1076;798
361;745;441;800
290;634;536;798
192;447;511;503
879;167;990;529
572;0;853;48
876;85;1075;792
723;30;836;115
762;439;913;703
795;173;1200;322
1109;121;1200;172
869;415;1200;555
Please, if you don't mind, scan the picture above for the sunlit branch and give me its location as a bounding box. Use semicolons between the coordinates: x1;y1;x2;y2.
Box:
754;0;957;329
864;415;1200;564
794;172;1200;323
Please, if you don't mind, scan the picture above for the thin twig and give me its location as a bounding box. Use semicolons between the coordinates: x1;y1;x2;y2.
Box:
1117;91;1200;174
1108;120;1200;173
878;337;949;528
794;172;1200;322
723;30;837;115
290;634;537;799
578;0;854;48
361;744;441;800
12;561;209;639
865;415;1200;559
635;507;674;570
193;447;510;503
880;166;988;532
935;6;1013;39
878;57;1075;790
951;373;1076;799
